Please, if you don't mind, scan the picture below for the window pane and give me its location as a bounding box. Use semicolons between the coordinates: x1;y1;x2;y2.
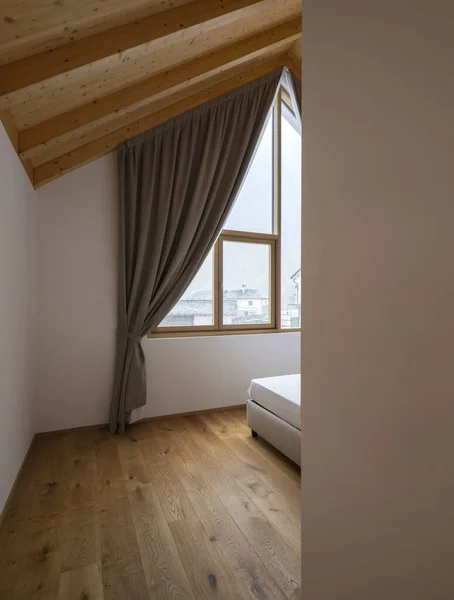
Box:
281;103;302;329
159;250;213;327
222;241;271;325
223;113;273;234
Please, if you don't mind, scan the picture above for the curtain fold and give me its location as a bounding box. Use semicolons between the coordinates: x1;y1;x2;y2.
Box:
110;68;283;433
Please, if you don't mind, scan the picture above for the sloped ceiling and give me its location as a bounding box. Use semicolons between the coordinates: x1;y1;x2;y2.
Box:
0;0;301;187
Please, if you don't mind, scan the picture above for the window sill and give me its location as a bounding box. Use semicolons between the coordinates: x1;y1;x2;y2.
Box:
147;328;301;340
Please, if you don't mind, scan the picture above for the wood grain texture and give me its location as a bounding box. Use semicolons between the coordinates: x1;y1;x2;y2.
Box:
188;486;288;600
178;418;301;598
13;519;62;599
0;0;300;188
0;1;195;65
283;51;301;79
59;507;100;572
189;416;301;553
2;0;300;127
58;562;103;600
23;47;285;169
33;55;284;187
127;482;195;599
169;517;241;599
0;411;300;599
0;0;265;97
18;18;300;153
99;496;149;599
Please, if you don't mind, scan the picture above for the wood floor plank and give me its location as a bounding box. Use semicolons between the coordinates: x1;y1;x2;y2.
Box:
27;436;69;522
127;481;195;600
226;503;301;600
59;507;100;573
143;429;210;493
243;437;301;486
188;486;288;600
60;433;98;513
116;434;152;486
178;422;301;599
57;562;103;599
139;430;175;460
96;443;128;502
178;426;249;508
159;416;192;434
201;412;248;440
0;515;24;597
96;440;149;599
0;409;300;600
139;439;197;523
149;418;184;435
199;416;300;518
166;443;210;493
226;412;301;481
13;518;61;600
169;517;241;600
226;411;301;484
1;439;43;523
225;436;301;520
228;407;247;421
99;496;149;600
125;420;155;441
185;417;301;554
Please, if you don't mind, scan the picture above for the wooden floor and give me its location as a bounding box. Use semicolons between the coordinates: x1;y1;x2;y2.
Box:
0;408;301;599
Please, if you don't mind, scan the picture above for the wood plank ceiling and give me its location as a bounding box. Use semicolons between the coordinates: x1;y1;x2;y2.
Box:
0;0;301;187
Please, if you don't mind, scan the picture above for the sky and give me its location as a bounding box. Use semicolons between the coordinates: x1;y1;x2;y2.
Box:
174;104;301;306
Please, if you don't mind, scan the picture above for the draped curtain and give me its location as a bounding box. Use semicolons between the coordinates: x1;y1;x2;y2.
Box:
110;68;283;433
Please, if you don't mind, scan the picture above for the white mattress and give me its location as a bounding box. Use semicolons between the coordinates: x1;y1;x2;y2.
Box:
248;374;301;430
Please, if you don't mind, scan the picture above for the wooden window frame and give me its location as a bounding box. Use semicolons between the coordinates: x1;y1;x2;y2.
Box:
149;86;301;339
218;231;277;331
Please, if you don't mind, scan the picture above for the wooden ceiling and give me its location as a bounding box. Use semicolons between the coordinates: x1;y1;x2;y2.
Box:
0;0;301;187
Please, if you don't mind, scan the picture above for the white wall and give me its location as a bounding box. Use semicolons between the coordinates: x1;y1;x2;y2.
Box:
36;155;118;433
302;1;454;598
0;124;36;513
36;153;300;432
144;332;300;419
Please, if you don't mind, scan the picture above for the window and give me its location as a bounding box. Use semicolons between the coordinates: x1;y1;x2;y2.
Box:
153;86;301;337
223;114;273;234
281;99;302;329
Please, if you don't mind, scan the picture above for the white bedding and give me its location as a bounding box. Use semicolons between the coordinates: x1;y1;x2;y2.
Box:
248;374;301;430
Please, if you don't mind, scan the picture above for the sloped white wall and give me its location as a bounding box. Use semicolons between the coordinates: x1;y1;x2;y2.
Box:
35;154;300;432
301;1;454;597
0;124;36;513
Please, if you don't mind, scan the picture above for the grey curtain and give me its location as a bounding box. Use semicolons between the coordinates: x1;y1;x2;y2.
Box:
110;67;283;433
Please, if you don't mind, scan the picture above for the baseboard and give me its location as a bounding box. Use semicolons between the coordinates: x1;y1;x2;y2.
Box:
134;403;246;425
0;434;36;529
36;421;109;438
36;403;247;437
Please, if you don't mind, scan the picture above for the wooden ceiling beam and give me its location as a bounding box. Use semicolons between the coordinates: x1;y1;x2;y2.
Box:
283;52;301;79
25;49;290;166
0;0;264;98
19;20;300;155
33;56;285;188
